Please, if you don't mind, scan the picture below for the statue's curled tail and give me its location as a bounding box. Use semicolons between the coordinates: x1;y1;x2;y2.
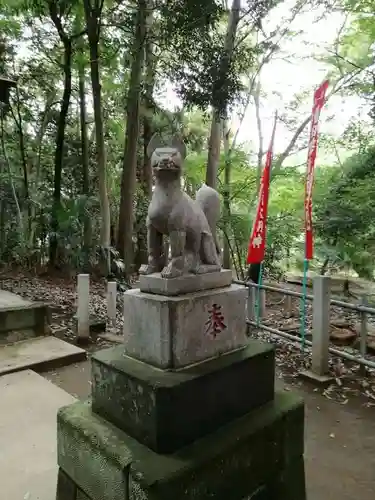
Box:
195;183;221;256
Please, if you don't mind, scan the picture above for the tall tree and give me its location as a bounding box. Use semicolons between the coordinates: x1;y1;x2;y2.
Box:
83;0;111;259
222;119;231;268
142;1;156;199
206;0;241;189
118;0;147;276
48;1;82;266
76;16;91;269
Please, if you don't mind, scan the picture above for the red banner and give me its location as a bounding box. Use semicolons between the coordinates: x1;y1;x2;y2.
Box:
304;80;329;260
247;115;277;264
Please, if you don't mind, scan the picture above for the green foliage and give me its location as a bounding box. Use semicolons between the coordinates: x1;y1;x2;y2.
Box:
314;147;375;278
0;0;375;284
159;1;276;115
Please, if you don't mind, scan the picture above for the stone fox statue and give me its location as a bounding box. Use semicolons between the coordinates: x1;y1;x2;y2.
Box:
139;134;221;279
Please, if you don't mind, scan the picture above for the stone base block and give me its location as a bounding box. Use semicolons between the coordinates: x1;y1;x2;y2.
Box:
57;392;306;500
139;269;233;296
92;341;275;453
123;284;247;368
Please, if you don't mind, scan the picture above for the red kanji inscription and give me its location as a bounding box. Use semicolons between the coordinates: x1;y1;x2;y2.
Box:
205;303;227;338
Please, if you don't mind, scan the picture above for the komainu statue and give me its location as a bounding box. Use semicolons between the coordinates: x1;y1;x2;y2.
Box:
139;134;222;279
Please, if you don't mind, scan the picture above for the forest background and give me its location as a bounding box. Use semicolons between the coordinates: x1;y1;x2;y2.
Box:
0;0;374;285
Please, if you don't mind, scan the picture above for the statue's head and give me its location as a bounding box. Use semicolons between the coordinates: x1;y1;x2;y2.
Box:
147;134;186;177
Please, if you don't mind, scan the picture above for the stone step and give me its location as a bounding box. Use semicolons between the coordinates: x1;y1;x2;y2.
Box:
0;369;76;500
0;336;86;376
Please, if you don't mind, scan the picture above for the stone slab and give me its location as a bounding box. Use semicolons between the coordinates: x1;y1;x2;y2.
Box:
123;284;248;368
91;341;275;454
139;269;233;296
0;336;86;375
0;370;76;500
0;289;34;307
57;392;305;500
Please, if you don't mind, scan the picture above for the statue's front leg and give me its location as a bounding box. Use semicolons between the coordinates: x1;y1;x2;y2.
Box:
161;230;186;278
139;224;164;275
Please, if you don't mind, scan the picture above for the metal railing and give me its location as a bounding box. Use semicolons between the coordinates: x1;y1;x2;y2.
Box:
234;277;375;373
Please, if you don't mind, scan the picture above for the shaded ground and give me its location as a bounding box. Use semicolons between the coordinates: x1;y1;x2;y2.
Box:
44;359;375;500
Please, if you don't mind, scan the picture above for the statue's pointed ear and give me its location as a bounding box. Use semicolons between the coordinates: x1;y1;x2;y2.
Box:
147;133;163;158
171;136;186;159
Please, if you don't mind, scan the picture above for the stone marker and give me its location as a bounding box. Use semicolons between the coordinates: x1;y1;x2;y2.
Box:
55;136;306;500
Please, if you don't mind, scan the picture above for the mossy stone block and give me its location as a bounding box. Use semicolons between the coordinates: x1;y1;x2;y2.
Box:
57;391;305;500
57;402;131;500
91;341;275;454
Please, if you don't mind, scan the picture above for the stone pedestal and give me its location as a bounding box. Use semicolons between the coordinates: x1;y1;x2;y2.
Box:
55;271;306;500
57;392;305;500
92;341;274;453
123;284;248;368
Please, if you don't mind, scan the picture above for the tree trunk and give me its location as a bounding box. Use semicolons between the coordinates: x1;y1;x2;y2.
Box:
0;112;24;244
118;0;147;277
83;0;111;257
142;112;153;196
78;57;92;270
222;120;231;269
206;115;221;188
0;41;5;259
206;0;241;189
135;3;156;269
253;79;263;191
49;39;73;267
142;0;155;199
9;82;30;230
13;85;29;203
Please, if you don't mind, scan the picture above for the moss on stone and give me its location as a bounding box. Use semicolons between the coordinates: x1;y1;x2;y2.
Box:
58;391;305;500
91;342;275;453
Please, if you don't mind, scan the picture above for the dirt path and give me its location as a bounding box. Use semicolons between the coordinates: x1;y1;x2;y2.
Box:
295;385;375;500
44;360;375;500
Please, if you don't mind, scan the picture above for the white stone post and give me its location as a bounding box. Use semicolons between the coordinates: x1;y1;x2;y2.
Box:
77;274;90;341
311;276;331;377
107;281;117;328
